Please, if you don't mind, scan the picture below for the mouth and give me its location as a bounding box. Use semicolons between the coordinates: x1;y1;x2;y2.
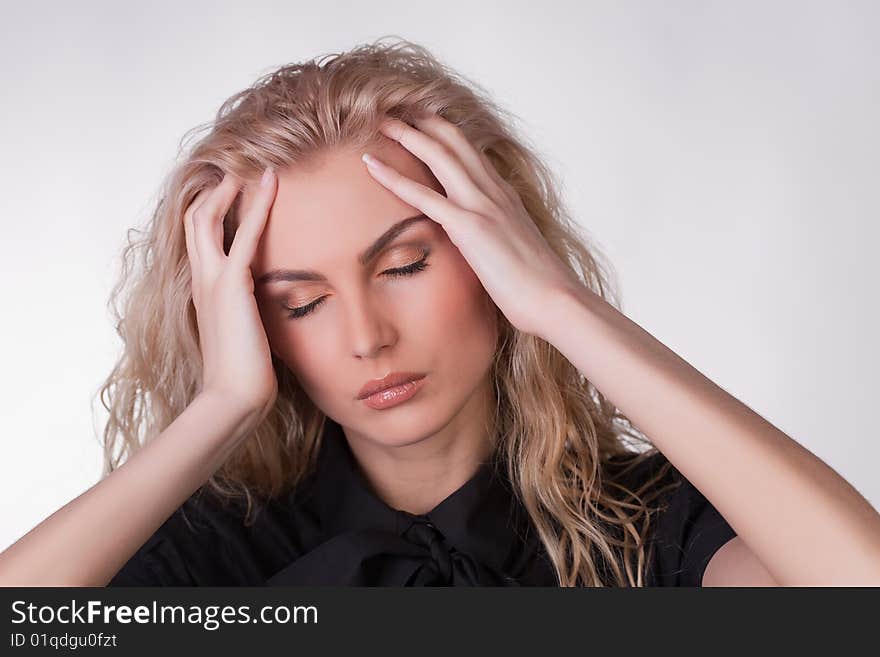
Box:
357;371;427;400
359;375;427;410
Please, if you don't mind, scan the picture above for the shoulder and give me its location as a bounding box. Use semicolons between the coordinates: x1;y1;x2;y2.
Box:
605;450;739;587
107;487;318;586
107;491;242;586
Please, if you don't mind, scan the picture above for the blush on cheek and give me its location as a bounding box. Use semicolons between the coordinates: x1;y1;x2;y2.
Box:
260;318;316;384
425;259;496;346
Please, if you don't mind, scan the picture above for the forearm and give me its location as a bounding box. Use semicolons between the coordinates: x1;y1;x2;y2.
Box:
0;391;258;586
540;284;880;585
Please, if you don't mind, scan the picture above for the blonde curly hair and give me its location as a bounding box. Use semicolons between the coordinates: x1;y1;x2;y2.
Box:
96;36;682;586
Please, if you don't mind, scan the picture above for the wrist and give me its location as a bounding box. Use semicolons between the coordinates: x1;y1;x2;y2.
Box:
193;389;262;440
538;282;603;343
539;284;612;351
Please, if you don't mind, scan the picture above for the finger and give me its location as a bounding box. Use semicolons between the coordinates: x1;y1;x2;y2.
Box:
476;149;521;205
191;172;243;273
229;167;277;268
183;187;213;307
378;118;492;212
362;153;470;230
411;114;510;209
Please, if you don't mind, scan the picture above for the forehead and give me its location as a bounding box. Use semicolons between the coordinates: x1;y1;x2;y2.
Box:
246;138;442;275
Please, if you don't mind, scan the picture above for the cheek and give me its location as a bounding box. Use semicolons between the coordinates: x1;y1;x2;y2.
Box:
268;329;332;404
256;302;320;386
410;251;497;356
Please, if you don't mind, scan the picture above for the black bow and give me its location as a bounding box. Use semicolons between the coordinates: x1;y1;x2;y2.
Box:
263;419;554;586
265;517;521;586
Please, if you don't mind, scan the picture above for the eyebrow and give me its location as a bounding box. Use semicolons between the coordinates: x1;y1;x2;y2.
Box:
255;213;432;286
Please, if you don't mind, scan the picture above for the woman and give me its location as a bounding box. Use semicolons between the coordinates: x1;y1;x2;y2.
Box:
1;38;878;587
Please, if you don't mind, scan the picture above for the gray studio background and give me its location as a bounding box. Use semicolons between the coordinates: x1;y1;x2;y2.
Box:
1;0;877;552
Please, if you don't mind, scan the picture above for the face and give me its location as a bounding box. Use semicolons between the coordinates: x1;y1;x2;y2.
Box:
246;137;499;449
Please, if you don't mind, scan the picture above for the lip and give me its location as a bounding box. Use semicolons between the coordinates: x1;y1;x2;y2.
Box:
359;376;427;410
357;371;427;400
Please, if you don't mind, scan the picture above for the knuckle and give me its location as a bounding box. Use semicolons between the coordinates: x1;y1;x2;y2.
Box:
192;205;209;223
472;194;499;217
435;140;456;160
500;179;517;197
440;119;465;141
186;191;208;217
427;113;453;129
462;207;489;226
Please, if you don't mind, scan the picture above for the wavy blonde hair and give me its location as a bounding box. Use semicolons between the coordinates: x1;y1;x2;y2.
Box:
96;36;682;587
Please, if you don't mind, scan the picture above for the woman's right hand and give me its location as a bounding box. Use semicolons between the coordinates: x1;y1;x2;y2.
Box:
183;166;279;427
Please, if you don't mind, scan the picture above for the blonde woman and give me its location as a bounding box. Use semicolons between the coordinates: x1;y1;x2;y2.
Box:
2;38;878;587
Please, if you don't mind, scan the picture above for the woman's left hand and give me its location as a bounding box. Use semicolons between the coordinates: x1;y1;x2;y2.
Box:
362;114;584;339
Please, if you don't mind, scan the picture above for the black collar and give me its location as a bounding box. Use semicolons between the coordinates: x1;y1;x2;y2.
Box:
269;418;556;586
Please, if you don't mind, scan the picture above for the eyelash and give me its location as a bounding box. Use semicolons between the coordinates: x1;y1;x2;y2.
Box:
283;255;431;320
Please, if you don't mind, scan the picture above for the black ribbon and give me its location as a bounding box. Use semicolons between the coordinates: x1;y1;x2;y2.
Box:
265;516;521;586
263;419;551;586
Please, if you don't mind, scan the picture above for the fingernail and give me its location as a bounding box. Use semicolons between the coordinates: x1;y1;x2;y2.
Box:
362;153;381;169
261;166;275;187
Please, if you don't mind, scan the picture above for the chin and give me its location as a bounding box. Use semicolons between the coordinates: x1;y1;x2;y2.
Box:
348;392;461;447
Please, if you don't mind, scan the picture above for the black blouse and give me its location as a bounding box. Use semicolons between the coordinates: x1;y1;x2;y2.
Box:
108;419;737;587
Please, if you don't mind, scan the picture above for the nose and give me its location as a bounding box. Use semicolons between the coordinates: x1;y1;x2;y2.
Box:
346;292;397;359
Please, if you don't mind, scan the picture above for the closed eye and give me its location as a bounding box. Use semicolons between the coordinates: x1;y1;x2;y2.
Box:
283;253;431;320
